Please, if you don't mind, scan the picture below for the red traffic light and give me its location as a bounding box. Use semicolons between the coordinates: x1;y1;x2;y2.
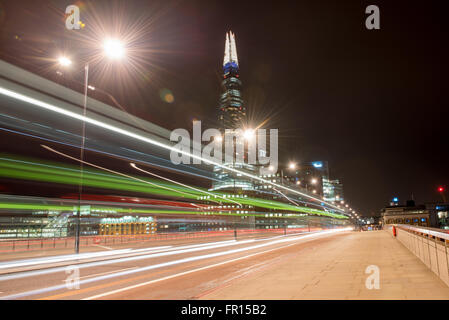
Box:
438;186;444;192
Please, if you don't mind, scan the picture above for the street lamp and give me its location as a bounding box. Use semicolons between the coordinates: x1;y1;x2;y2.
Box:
103;38;125;59
58;56;72;67
58;37;125;254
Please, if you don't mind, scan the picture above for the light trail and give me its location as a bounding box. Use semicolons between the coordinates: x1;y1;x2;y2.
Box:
0;228;351;299
0;127;220;182
0;156;348;218
43;143;235;205
0;247;161;270
130;163;242;206
41;144;202;200
83;242;299;300
0;86;345;213
0;239;249;282
273;188;301;207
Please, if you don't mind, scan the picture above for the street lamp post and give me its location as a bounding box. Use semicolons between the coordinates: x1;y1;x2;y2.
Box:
280;163;296;185
74;62;89;254
58;38;125;254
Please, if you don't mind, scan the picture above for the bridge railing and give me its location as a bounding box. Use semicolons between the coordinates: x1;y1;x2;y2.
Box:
388;224;449;286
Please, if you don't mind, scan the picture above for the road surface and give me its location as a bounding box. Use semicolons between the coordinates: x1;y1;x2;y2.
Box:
1;229;448;300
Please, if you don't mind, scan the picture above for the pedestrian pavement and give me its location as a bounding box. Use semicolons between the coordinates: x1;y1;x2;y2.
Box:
201;230;449;299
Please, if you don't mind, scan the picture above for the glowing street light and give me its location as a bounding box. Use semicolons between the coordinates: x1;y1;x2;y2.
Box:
311;178;317;185
288;162;296;170
58;56;72;67
103;38;126;59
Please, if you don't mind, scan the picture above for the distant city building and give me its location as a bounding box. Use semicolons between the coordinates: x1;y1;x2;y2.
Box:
380;200;438;228
323;178;344;202
278;161;329;196
425;202;449;229
297;161;329;196
218;31;246;129
253;161;344;202
211;31;256;192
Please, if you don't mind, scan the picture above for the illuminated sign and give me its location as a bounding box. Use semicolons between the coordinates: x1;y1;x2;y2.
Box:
312;161;323;168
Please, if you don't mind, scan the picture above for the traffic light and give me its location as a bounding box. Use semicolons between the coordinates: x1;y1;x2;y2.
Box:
438;186;444;193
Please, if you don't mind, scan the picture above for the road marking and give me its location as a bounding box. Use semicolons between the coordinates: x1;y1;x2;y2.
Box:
93;245;113;250
82;242;298;300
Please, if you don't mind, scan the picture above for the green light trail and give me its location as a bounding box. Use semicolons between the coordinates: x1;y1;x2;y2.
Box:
0;155;347;219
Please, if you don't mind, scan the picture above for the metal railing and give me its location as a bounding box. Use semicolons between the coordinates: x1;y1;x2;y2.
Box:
389;224;449;286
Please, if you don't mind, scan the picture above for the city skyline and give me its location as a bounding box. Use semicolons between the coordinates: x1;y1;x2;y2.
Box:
0;0;448;304
0;0;447;215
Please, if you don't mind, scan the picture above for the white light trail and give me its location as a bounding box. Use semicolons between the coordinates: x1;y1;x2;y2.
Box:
130;163;242;206
273;188;301;207
84;242;297;300
0;239;248;282
0;228;350;299
0;86;344;213
41;145;200;200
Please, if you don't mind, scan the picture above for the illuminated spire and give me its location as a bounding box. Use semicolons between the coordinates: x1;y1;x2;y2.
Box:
223;31;238;66
223;32;230;66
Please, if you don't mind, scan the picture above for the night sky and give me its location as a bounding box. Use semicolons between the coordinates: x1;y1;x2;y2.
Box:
0;0;448;216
